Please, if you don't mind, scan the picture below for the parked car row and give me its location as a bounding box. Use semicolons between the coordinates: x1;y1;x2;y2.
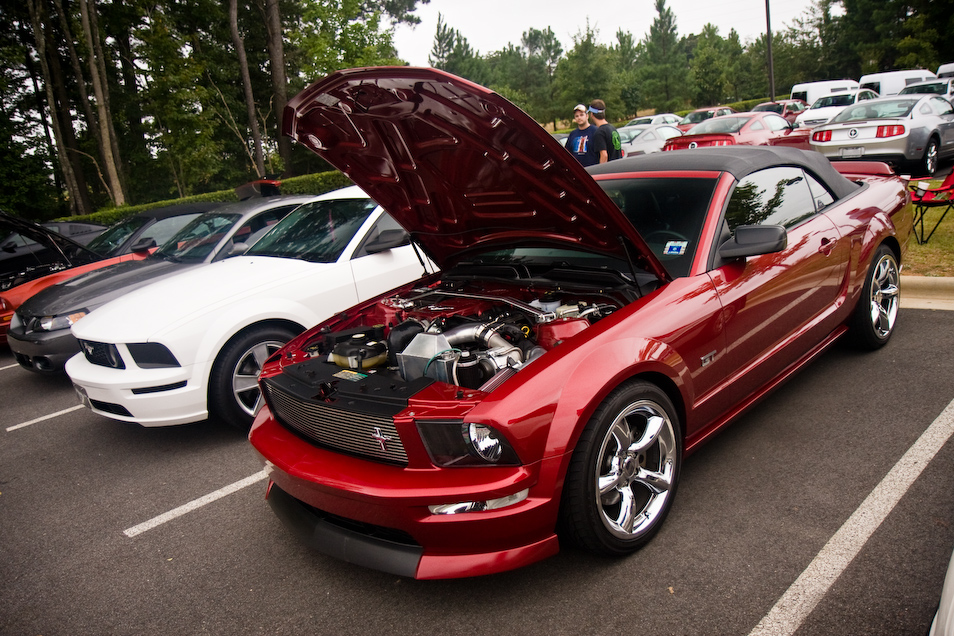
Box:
0;66;919;581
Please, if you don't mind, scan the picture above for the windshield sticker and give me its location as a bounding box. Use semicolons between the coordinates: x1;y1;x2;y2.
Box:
664;241;689;256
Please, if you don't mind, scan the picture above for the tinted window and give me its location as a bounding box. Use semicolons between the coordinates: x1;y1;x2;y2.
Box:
725;167;816;231
155;212;241;262
87;216;150;256
140;214;201;248
599;176;718;278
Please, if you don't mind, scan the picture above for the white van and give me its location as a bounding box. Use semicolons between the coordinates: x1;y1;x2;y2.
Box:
859;69;936;95
938;63;954;79
790;80;860;107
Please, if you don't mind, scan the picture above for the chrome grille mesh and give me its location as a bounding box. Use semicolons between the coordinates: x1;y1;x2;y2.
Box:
263;380;408;465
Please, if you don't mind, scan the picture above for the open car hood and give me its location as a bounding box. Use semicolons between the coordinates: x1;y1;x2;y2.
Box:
283;67;670;282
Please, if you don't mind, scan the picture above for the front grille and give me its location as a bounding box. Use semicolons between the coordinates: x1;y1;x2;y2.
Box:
78;340;125;369
263;380;408;466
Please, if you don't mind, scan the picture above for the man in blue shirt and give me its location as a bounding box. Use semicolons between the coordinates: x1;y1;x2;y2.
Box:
566;104;602;167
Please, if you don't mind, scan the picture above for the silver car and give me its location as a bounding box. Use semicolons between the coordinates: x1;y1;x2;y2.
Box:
808;95;954;176
617;124;683;156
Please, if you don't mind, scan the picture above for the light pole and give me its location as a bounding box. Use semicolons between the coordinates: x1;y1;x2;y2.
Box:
766;0;776;101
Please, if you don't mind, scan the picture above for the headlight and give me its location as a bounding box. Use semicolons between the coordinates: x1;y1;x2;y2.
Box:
416;419;520;467
38;310;87;332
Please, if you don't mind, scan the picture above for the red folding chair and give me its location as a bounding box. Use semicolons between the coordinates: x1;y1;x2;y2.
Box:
910;172;954;244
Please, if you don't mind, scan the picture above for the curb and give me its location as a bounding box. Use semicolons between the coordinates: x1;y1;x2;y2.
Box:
902;276;954;299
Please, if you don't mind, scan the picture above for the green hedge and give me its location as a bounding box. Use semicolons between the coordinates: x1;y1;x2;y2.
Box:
57;169;355;225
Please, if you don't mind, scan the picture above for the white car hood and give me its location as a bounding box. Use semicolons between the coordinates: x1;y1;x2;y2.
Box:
72;256;335;343
797;105;848;125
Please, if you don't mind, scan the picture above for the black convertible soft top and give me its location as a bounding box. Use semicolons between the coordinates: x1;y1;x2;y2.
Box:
587;146;862;200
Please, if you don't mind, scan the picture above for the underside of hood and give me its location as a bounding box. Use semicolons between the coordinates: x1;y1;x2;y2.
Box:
282;67;669;282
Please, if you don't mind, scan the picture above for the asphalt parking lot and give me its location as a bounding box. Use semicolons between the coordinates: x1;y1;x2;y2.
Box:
2;306;954;636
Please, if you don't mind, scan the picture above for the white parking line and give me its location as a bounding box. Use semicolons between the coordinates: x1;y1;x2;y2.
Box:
6;404;85;432
123;470;268;538
749;398;954;636
1;363;19;371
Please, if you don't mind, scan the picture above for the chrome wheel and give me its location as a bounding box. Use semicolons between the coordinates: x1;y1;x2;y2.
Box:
232;339;285;418
595;399;677;540
867;251;899;340
923;139;938;176
850;245;899;349
560;380;681;555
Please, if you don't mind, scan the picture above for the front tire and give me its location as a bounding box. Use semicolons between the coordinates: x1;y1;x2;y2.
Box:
209;325;298;431
849;245;899;350
560;380;681;556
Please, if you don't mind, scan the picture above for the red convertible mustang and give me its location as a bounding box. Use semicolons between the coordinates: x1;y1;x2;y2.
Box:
249;67;913;579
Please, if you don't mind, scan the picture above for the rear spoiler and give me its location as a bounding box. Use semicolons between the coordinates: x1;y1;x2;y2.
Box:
831;161;896;177
235;178;282;200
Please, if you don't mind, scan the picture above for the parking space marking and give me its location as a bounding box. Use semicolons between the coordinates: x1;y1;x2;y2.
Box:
1;363;19;371
749;398;954;636
123;470;268;538
6;404;85;432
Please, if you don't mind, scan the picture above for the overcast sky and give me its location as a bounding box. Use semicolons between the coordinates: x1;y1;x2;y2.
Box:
393;0;821;67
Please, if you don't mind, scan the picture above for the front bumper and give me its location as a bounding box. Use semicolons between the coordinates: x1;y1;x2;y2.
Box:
7;326;79;373
65;352;209;426
250;409;564;579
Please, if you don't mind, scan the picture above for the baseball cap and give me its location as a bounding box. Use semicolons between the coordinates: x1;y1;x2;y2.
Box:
573;104;587;112
588;106;604;114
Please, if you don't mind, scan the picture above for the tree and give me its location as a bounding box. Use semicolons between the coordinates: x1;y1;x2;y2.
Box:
638;0;691;112
554;23;614;119
690;24;726;107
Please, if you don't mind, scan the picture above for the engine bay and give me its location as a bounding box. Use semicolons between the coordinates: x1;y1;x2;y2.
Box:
289;278;629;396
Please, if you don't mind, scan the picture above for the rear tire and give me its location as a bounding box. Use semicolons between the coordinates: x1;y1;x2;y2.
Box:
559;380;681;556
209;325;298;431
849;245;899;350
920;137;939;177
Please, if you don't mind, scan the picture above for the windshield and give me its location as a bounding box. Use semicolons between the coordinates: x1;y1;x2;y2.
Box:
753;103;783;114
811;94;855;109
681;110;715;125
598;176;718;278
618;127;646;143
86;216;149;256
154;212;241;262
245;198;377;263
831;98;917;123
899;82;946;95
687;116;747;135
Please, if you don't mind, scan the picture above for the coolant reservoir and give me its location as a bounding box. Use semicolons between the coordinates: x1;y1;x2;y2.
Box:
331;333;388;370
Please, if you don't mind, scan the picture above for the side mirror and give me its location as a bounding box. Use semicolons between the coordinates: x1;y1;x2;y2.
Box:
719;225;787;260
1;241;17;253
228;242;249;256
130;237;157;253
364;229;409;254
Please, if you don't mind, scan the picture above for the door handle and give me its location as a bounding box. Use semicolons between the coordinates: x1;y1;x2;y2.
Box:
818;237;836;256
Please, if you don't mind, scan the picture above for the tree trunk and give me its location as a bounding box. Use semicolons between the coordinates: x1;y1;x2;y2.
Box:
78;0;126;206
27;0;91;216
230;0;266;177
264;0;291;175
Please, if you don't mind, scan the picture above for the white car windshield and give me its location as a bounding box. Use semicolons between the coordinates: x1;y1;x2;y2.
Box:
245;199;377;263
811;94;856;108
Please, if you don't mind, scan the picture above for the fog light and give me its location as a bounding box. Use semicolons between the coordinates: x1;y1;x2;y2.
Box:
428;489;529;515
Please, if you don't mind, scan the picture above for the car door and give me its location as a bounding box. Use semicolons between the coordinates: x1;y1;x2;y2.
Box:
349;210;431;300
707;167;850;399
